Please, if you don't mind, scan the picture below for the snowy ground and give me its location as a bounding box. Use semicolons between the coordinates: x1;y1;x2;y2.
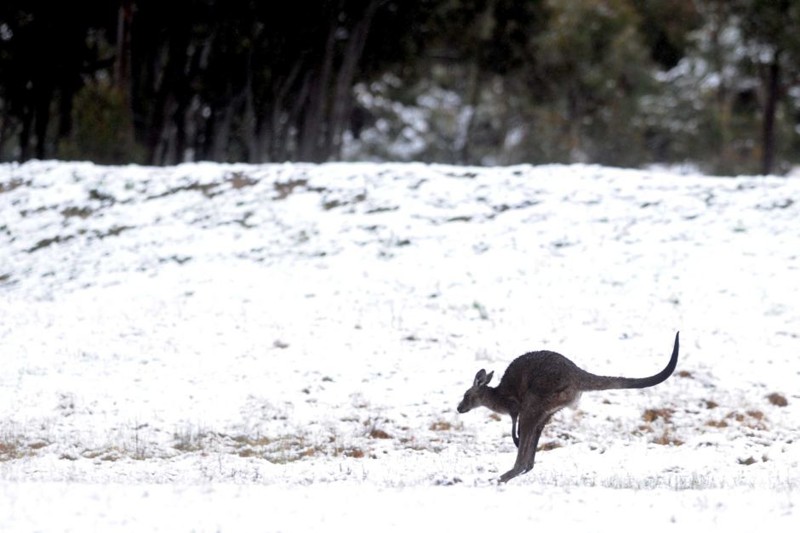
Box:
1;160;798;531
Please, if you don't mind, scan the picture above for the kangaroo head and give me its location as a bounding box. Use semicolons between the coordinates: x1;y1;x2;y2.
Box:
457;369;494;413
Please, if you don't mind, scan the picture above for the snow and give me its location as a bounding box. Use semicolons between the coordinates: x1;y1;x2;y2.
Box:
1;160;798;531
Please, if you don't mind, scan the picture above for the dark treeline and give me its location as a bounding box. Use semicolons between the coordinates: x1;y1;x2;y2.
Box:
1;0;799;174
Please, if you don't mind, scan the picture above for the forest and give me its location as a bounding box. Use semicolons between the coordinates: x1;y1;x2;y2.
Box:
1;0;799;174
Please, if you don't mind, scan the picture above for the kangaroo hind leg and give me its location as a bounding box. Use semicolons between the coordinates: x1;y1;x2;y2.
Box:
499;408;550;483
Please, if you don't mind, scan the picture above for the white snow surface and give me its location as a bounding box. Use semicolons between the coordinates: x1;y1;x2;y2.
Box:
1;160;798;531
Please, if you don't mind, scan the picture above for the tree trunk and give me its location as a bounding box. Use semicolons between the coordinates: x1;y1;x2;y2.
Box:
146;25;190;164
297;11;337;162
457;0;495;164
57;84;74;142
34;82;54;159
709;5;733;173
457;61;481;164
210;101;235;161
171;48;202;163
244;58;259;162
19;103;33;161
327;0;381;159
761;49;781;175
566;83;584;163
270;60;304;161
115;0;134;108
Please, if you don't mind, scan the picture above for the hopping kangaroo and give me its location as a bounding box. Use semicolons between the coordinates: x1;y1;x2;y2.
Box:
457;332;679;483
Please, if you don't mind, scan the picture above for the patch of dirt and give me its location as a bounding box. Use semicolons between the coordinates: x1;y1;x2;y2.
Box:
0;179;27;194
274;179;309;199
767;393;788;407
369;428;391;440
706;410;768;431
27;235;75;253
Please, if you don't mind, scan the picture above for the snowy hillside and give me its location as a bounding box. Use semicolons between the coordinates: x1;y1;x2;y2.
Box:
1;160;798;531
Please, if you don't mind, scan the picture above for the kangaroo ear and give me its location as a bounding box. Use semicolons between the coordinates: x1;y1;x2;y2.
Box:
474;369;493;387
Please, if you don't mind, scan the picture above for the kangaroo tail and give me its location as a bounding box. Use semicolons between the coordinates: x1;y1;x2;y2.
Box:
581;332;679;391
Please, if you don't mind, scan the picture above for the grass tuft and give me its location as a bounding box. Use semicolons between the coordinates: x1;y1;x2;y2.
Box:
642;408;674;423
430;420;462;431
0;432;51;461
0;440;22;461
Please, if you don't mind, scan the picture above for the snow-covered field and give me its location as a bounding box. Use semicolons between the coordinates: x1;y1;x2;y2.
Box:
1;160;798;531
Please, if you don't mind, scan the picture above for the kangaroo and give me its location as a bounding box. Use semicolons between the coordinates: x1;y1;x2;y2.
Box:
457;332;679;483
